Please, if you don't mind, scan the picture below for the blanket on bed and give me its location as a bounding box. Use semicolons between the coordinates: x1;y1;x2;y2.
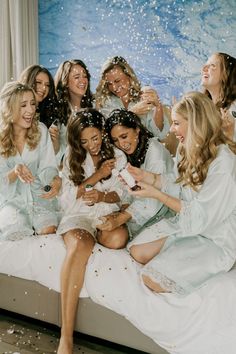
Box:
1;234;236;354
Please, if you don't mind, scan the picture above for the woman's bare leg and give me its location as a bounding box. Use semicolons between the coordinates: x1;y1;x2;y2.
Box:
142;274;169;293
57;229;95;354
97;225;128;249
129;237;167;264
38;225;57;235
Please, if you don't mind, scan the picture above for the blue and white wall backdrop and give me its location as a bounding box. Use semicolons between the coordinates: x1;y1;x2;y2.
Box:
39;0;236;104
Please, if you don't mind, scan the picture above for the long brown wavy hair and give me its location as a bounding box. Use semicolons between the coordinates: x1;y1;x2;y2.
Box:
203;52;236;110
54;59;93;125
67;108;115;186
173;91;236;190
0;81;41;158
95;56;141;109
19;64;62;128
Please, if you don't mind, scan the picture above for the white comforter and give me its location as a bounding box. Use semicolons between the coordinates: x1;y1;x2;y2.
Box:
1;234;236;354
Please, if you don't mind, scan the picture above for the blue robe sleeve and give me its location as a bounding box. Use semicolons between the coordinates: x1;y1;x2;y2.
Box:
55;123;67;165
38;123;58;185
126;138;174;226
139;107;170;140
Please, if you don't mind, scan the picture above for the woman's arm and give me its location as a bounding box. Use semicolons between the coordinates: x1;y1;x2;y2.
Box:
11;164;35;184
127;163;162;189
96;209;132;232
141;88;164;131
220;108;235;140
76;158;116;198
130;181;181;213
82;189;120;205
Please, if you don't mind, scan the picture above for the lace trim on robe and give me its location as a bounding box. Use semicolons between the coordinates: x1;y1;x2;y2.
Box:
141;265;186;295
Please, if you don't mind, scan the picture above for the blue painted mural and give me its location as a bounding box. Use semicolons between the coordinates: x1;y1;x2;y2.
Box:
39;0;236;104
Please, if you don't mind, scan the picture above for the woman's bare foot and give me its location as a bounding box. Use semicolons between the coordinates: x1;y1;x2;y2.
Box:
57;336;73;354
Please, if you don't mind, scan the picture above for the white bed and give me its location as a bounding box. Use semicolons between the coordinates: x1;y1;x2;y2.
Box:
1;234;236;354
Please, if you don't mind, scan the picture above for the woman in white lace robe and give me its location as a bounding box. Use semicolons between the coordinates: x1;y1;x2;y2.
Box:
57;109;128;354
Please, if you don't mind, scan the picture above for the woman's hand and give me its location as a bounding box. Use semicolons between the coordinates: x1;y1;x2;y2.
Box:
126;163;159;186
130;182;181;213
40;176;62;199
49;126;60;154
141;87;161;108
220;108;235;140
131;100;155;116
129;181;159;199
76;184;85;199
82;189;104;205
97;159;116;179
14;164;34;183
96;213;120;231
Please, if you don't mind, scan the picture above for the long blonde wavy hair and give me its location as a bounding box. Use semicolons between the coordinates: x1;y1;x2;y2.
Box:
0;81;41;158
95;56;141;109
174;91;236;190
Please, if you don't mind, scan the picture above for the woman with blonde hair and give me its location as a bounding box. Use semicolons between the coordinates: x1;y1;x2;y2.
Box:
201;52;236;141
95;56;173;144
125;91;236;295
0;82;60;240
19;64;63;158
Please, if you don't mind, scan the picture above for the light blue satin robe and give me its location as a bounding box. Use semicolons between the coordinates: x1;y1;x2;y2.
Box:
0;123;59;240
129;145;236;295
124;137;174;236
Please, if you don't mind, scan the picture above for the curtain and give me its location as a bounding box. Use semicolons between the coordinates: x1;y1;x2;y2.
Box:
0;0;38;90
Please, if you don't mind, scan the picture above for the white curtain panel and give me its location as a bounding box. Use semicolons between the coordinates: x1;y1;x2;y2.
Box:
0;0;38;90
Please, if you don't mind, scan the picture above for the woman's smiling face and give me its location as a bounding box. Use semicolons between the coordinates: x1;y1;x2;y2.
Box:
201;54;222;91
110;124;139;154
105;66;130;98
80;127;102;156
170;111;188;144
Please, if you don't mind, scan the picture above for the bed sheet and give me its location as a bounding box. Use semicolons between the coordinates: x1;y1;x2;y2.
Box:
1;235;236;354
86;243;236;354
0;234;88;297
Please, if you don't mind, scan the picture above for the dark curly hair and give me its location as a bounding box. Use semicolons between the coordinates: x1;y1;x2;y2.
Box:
67;108;115;186
105;109;153;167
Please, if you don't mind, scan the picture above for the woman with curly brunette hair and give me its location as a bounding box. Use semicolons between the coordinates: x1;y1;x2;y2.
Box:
53;59;94;165
126;91;236;295
57;108;128;354
201;52;236;141
104;109;174;237
0;82;60;240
